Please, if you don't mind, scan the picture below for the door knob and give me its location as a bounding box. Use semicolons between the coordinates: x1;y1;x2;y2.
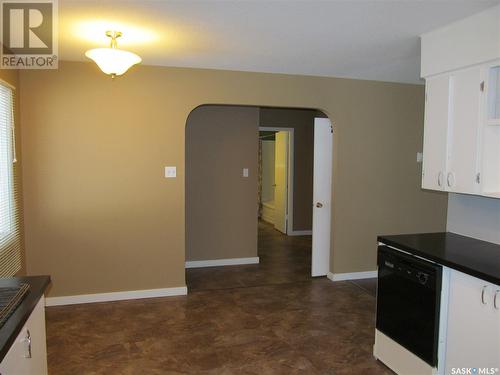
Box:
316;202;323;208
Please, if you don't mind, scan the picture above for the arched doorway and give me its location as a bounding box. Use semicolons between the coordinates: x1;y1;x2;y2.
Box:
185;105;333;291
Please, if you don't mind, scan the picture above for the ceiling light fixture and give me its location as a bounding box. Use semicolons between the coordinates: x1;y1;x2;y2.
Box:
85;31;142;78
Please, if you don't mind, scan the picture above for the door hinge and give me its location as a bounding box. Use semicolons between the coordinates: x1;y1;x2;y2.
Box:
476;173;481;184
480;81;485;92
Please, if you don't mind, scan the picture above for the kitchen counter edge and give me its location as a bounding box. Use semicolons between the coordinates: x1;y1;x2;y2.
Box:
377;233;500;286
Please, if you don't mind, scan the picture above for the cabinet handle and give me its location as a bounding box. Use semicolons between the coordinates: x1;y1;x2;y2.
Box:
495;290;499;310
447;172;454;188
21;329;32;358
438;172;443;187
481;285;488;305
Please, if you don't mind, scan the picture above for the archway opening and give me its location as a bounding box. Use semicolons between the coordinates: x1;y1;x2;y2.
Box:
185;104;332;292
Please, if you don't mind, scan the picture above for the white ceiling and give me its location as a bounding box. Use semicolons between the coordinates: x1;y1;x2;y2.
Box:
59;0;500;84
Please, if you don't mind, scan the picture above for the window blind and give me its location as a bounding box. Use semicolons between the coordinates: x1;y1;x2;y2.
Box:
0;82;21;276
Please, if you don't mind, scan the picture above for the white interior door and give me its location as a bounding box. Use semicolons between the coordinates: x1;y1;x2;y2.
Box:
274;131;288;234
312;118;333;277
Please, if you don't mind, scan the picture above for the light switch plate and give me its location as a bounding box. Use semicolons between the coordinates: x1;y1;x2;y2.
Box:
243;168;249;177
416;152;423;163
165;166;176;178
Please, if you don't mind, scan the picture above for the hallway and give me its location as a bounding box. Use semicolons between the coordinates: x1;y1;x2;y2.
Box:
186;221;312;291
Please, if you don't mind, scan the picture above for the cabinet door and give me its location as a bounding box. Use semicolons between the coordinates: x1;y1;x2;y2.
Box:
448;67;482;194
445;270;500;373
422;75;450;191
481;63;500;196
0;297;48;375
0;327;32;374
26;297;48;375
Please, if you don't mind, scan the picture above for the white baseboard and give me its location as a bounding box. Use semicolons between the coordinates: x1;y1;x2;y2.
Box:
288;230;312;236
185;257;260;268
327;270;378;281
45;286;188;307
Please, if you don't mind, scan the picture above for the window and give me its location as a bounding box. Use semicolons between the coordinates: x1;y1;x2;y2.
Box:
0;82;21;276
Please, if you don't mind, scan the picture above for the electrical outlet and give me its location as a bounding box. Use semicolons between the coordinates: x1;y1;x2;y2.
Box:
165;166;176;178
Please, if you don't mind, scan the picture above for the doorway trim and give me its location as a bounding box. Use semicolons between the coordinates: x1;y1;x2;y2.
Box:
259;126;296;235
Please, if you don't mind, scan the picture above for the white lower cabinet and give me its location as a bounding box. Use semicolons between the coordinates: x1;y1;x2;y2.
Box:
445;270;500;373
0;296;48;375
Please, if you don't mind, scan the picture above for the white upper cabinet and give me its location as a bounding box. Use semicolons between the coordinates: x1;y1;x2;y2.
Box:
447;66;482;194
481;63;500;198
422;75;450;191
420;5;500;198
487;65;500;125
422;67;483;194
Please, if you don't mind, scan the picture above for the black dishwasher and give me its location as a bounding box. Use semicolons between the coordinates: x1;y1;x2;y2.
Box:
376;245;442;367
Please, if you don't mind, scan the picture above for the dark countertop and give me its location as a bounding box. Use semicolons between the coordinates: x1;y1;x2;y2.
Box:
378;232;500;286
0;276;50;362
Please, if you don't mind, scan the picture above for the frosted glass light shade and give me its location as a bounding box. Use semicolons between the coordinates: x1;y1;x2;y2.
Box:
85;48;142;76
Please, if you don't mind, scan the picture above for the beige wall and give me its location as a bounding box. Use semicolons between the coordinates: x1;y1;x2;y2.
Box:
20;61;447;297
0;69;26;276
260;108;317;231
186;105;259;261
